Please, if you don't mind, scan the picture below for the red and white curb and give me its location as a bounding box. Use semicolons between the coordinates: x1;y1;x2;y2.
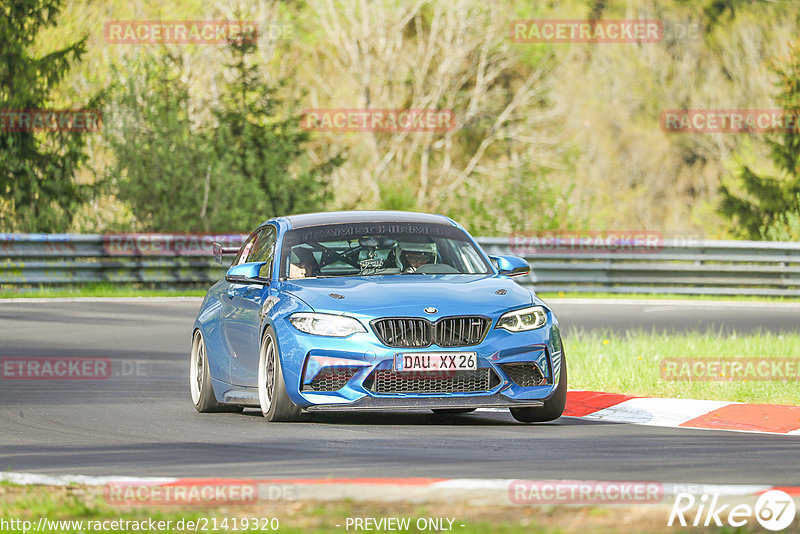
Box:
560;391;800;435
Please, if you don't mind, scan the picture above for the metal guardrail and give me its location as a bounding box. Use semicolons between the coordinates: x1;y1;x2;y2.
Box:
0;234;245;285
481;237;800;297
1;233;800;296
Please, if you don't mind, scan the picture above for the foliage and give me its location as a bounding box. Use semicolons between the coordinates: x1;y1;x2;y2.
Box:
299;1;558;235
210;37;341;228
104;37;342;233
761;195;800;241
8;0;800;236
449;164;579;236
103;53;213;231
0;0;102;232
720;41;800;238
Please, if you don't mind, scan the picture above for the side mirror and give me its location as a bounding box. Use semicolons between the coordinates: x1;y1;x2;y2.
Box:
489;255;531;277
213;241;240;265
225;261;270;285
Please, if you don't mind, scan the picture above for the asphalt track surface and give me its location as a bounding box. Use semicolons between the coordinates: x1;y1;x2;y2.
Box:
0;298;798;484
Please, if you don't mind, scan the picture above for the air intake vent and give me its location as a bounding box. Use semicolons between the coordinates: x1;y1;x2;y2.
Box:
500;363;547;387
302;366;361;392
364;368;499;394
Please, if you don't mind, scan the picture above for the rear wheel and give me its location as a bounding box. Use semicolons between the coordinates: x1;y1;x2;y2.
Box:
258;328;303;422
190;330;242;413
510;353;567;423
431;408;477;414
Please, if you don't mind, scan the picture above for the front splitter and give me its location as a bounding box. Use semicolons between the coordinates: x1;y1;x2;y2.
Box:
303;394;544;412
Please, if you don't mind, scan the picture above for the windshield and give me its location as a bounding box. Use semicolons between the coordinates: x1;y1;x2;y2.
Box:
280;222;492;279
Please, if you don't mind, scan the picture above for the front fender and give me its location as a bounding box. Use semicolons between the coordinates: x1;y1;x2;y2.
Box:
193;280;229;383
261;289;315;407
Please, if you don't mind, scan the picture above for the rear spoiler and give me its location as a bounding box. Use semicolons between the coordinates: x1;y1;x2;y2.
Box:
212;241;239;265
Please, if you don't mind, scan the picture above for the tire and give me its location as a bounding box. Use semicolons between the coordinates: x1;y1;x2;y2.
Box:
510;353;567;423
258;327;303;422
431;408;477;414
190;330;242;413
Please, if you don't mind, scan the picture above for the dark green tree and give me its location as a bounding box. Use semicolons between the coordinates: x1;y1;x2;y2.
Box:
211;37;342;223
107;36;342;233
720;41;800;238
0;0;101;232
104;52;217;232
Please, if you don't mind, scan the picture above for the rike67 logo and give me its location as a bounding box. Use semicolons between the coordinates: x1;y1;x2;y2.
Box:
669;490;796;531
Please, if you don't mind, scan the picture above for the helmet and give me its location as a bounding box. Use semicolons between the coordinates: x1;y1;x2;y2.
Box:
290;246;318;276
398;242;437;271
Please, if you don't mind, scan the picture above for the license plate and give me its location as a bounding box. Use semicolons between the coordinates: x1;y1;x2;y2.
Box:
395;352;477;372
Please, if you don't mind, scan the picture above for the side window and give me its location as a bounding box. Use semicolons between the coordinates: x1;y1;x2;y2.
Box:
248;225;277;278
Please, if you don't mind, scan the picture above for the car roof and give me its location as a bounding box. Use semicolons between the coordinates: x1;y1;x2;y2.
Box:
282;210;456;229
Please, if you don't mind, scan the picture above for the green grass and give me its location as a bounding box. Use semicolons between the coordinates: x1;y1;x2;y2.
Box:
2;285;798;302
0;283;207;299
0;483;780;533
538;291;800;302
567;329;800;405
0;484;210;534
0;484;679;534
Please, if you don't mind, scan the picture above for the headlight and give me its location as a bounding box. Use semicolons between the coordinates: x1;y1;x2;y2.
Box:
495;306;548;332
289;313;367;337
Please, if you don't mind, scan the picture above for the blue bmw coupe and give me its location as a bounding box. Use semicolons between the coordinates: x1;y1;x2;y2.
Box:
190;211;566;422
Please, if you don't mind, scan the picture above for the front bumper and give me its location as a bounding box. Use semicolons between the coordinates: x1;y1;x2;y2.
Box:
274;317;564;409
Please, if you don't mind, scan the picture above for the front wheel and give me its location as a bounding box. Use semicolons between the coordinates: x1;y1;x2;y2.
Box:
258;328;303;422
510;353;567;423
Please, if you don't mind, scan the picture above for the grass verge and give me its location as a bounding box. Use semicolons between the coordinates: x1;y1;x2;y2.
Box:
566;329;800;404
1;284;798;302
0;483;727;534
0;283;207;299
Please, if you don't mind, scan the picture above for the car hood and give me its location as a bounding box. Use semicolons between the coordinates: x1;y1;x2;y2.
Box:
279;274;536;318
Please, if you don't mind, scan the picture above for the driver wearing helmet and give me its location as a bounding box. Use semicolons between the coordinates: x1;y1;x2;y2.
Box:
398;242;437;273
288;247;317;279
